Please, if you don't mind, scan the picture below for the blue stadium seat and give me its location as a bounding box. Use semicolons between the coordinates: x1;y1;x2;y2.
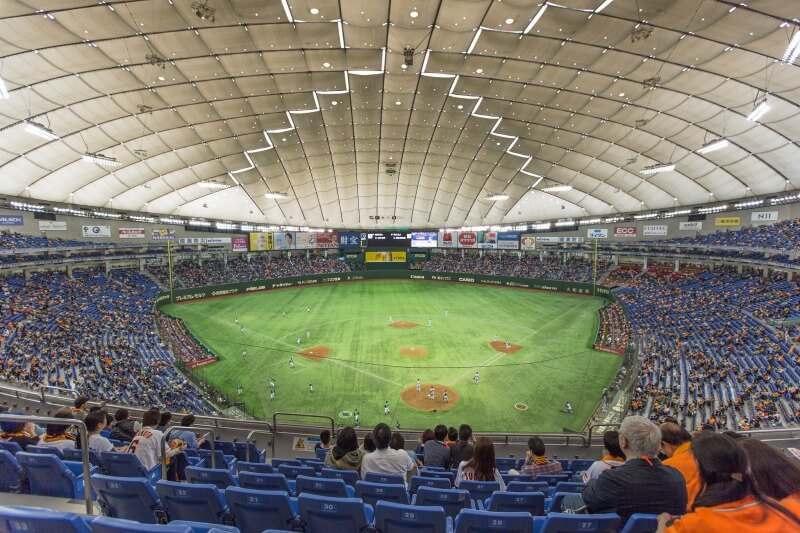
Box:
26;444;65;459
296;474;355;498
0;449;26;493
506;481;548;493
419;469;455;483
495;458;517;472
568;459;594;473
167;522;238;533
547;492;572;513
185;466;238;490
277;464;316;480
233;442;265;463
409;475;451;494
297;493;374;533
314;447;328;462
620;514;659;533
535;474;569;486
364;471;406;485
90;516;191;532
374;500;451;533
0;505;92;533
320;467;360;487
456;480;500;503
197;450;237;474
484;491;545;516
155;480;231;525
102;452;161;485
553;482;585;494
270;458;301;468
225;487;301;533
237;471;295;494
501;474;533;485
355;480;410;506
16;452;94;499
413;486;472;520
0;441;24;455
213;441;237;457
64;448;106;471
235;461;273;474
540;513;621;533
453;509;533;533
304;459;325;473
90;474;166;524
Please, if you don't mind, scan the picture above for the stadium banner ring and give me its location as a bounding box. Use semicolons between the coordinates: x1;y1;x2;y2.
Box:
339;411;353;418
515;403;528;411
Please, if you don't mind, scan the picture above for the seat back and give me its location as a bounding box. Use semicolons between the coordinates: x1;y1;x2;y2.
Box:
314;447;328;462
270;458;301;468
155;480;228;525
495;457;517;472
0;441;24;455
553;481;585;494
101;452;148;478
16;452;80;498
0;505;92;533
540;512;621;533
620;513;659;533
409;475;450;494
305;459;325;472
418;469;455;483
364;471;406;485
453;509;533;533
236;461;274;474
214;440;237;456
458;480;501;502
0;449;24;493
185;465;237;489
225;487;299;533
277;464;316;480
64;448;105;470
501;474;533;484
375;500;448;533
91;516;191;532
569;459;595;472
296;475;351;498
355;480;410;507
90;474;164;524
486;491;545;516
198;450;234;470
414;486;471;520
233;441;263;463
320;467;360;486
297;493;370;533
237;472;292;493
536;474;569;485
26;444;65;459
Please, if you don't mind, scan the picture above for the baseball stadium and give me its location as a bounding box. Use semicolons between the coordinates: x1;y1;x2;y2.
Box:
0;1;798;532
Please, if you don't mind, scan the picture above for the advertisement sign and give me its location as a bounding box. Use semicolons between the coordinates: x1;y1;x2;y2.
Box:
39;221;67;231
458;231;478;248
339;231;363;249
365;251;407;262
438;231;458;248
411;232;438;248
81;225;111;238
249;232;273;251
118;228;145;239
613;226;637;237
273;232;295;250
679;221;703;231
152;228;176;240
497;232;520;250
231;236;248;251
316;232;339;249
643;225;668;236
520;234;537;250
715;216;741;227
587;228;608;240
751;211;778;222
294;232;317;249
0;215;23;226
178;237;231;245
476;231;498;249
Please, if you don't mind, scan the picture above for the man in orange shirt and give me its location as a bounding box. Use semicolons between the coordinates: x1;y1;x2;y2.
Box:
660;422;700;510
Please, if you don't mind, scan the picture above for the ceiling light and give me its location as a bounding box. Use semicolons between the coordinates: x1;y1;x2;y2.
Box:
594;0;615;13
197;181;227;189
524;4;548;33
457;104;464;109
782;28;800;64
395;100;402;105
505;18;514;24
696;138;729;154
640;163;675;175
331;100;338;105
485;194;509;201
404;46;414;67
323;62;331;68
83;152;121;167
410;10;419;18
0;77;9;100
157;75;165;81
191;1;215;22
475;68;483;74
746;98;770;122
309;7;319;15
542;185;573;193
264;192;289;199
25;120;59;140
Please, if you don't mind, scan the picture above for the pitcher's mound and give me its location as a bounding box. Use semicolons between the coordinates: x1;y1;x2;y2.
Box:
297;345;330;361
399;346;429;358
389;321;419;329
491;341;522;354
401;383;459;411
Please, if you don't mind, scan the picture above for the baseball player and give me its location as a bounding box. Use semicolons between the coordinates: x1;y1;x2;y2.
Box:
474;371;480;384
443;390;449;404
383;400;390;415
416;379;421;393
428;385;435;400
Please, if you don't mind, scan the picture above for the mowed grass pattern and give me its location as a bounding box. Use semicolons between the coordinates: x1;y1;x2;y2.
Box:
162;280;621;433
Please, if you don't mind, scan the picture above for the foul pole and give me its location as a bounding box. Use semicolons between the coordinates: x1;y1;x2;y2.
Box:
168;240;174;303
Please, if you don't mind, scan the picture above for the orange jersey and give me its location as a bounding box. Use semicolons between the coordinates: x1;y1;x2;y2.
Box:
663;442;701;511
665;496;800;533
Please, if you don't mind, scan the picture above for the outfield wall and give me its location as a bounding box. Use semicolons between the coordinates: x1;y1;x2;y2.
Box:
155;270;613;307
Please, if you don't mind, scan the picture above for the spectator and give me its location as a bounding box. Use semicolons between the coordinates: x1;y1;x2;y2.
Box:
324;426;364;472
78;410;114;453
446;427;458;447
315;430;332;452
415;428;434;455
454;437;506;490
360;423;417;485
516;436;563;477
661;422;701;510
37;407;76;452
567;416;687;525
156;411;172;433
658;432;800;532
168;414;207;450
390;432;418;465
361;433;376;453
110;408;139;442
71;396;89;421
450;424;475;466
127;408;182;471
0;413;38;450
582;430;626;483
423;424;451;468
737;438;800;500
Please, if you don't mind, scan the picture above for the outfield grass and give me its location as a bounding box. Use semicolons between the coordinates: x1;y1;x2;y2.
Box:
162;280;621;433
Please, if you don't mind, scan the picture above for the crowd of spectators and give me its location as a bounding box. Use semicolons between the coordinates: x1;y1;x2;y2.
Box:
156;314;218;369
656;218;800;251
0;231;89;249
594;303;631;355
603;264;641;285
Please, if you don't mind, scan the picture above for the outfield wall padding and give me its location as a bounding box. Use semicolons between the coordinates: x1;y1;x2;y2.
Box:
156;270;613;307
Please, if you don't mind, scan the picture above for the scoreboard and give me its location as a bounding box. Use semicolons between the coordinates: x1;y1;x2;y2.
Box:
366;232;410;247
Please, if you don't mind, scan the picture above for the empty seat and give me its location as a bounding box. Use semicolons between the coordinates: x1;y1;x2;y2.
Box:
0;449;25;493
16;452;93;499
364;471;406;485
457;480;501;503
297;493;374;533
167;522;239;533
495;458;517;472
484;491;545;516
355;480;410;506
236;461;274;475
409;475;451;494
296;474;355;498
225;486;301;533
185;466;238;490
304;459;325;472
237;471;294;494
536;474;569;486
277;464;316;480
374;500;450;533
213;441;237;456
418;469;455;483
413;486;472;520
453;509;533;533
501;474;533;485
155;480;231;525
26;444;65;459
0;441;24;455
314;447;328;462
620;513;659;533
553;482;585;494
102;452;161;485
90;516;191;532
320;467;359;487
64;448;106;471
569;459;595;473
270;458;301;468
0;505;92;533
506;481;548;493
197;450;237;473
540;512;621;533
233;441;265;463
90;474;166;524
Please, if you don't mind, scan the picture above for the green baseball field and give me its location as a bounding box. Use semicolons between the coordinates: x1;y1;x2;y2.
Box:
161;280;622;433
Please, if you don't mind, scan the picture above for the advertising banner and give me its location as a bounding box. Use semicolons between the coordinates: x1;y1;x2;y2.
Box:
497;232;520;250
178;237;232;245
273;231;295;250
520;234;537;250
39;221;67;231
458;231;478;248
118;228;145;239
587;228;608;239
152;228;176;240
249;232;273;251
316;232;339;248
751;211;778;222
0;215;23;226
411;231;438;248
613;226;637;237
679;221;703;231
365;251;407;262
339;231;363;249
231;236;248;251
715;216;741;227
438;231;458;248
294;232;317;249
535;236;559;244
81;225;111;238
476;231;498;249
643;225;668;236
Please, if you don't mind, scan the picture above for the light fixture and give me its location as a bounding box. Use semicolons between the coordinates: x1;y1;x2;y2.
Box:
746;98;770;122
696;138;729;154
264;192;289;199
594;0;615;13
475;68;483;74
191;1;215;22
197;181;227;189
485;194;509;201
395;100;401;105
322;62;331;68
524;4;548;33
0;77;9;100
640;163;675;175
309;7;319;15
782;28;800;64
403;46;414;67
542;185;573;193
83;152;121;167
505;18;514;24
25;120;59;140
410;10;419;18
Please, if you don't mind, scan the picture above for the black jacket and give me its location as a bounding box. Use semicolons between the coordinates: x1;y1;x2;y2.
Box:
449;440;474;466
109;420;137;442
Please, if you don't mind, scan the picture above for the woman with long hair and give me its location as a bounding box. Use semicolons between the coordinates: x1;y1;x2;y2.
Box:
738;438;800;501
454;437;506;490
323;426;364;472
657;432;800;532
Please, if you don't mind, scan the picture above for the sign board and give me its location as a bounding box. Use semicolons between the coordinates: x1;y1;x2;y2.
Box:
679;221;703;231
497;232;520;250
316;232;339;248
458;231;478;248
587;228;608;239
0;215;23;226
294;232;317;249
365;251;407;262
438;231;458;248
38;221;67;231
231;236;248;251
249;232;273;251
643;225;668;236
410;232;438;248
119;227;145;239
751;211;778;222
273;232;295;250
715;216;741;227
82;225;111;238
613;226;637;237
339;231;362;249
178;237;232;245
152;228;176;241
520;234;537;250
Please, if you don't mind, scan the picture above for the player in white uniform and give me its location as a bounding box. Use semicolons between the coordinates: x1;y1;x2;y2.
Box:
428;386;435;400
427;318;432;327
237;385;243;395
289;357;295;368
416;379;421;393
306;330;311;340
443;390;449;403
383;400;390;415
296;337;301;345
474;371;480;384
242;348;247;358
270;389;275;400
309;382;314;393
